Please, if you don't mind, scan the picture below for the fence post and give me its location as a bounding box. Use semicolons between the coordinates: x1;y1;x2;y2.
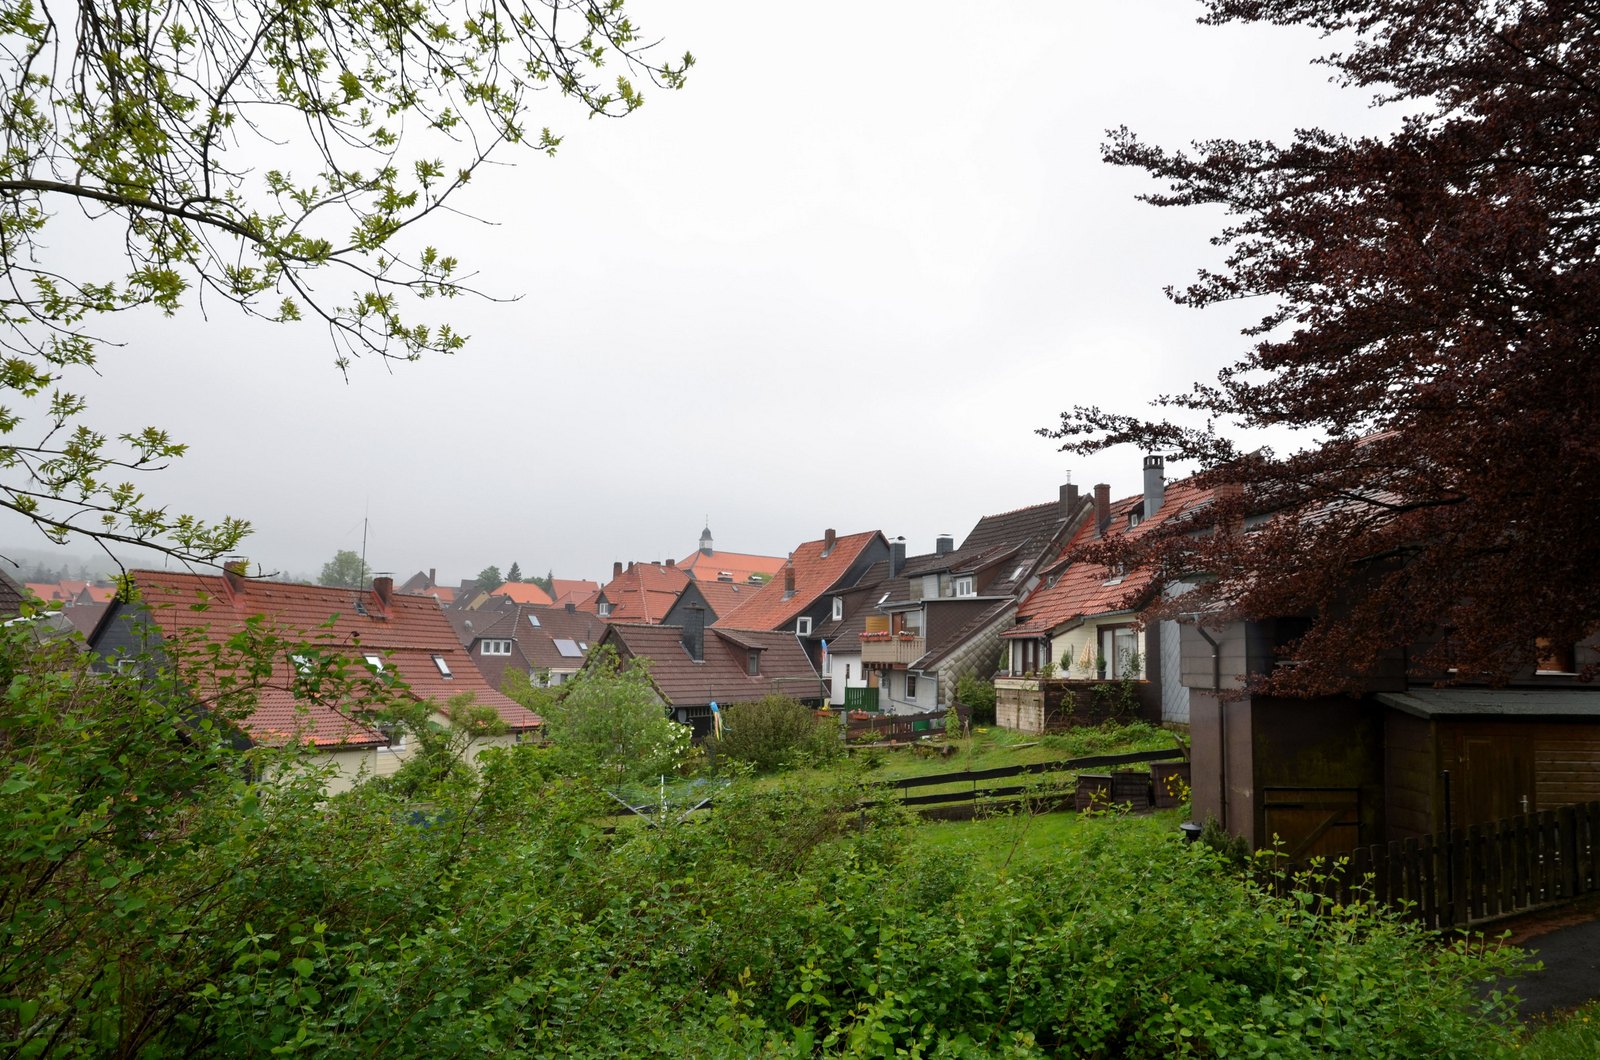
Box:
1561;805;1581;900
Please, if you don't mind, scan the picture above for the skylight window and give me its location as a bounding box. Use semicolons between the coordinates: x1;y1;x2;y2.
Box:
553;638;583;658
432;654;452;677
527;614;541;628
363;654;384;671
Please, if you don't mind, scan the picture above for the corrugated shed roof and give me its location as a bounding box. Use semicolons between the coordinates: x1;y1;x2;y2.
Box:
121;570;540;747
715;530;883;631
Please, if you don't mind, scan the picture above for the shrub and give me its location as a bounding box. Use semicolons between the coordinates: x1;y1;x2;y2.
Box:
712;695;837;773
956;671;997;725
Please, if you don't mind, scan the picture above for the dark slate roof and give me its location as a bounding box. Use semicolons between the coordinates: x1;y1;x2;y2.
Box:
602;623;824;707
810;561;893;654
914;599;1016;671
0;570;26;617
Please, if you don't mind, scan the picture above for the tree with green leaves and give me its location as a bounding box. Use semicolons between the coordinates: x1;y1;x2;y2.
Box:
316;549;370;589
542;647;688;784
475;565;505;594
0;0;689;565
507;561;523;583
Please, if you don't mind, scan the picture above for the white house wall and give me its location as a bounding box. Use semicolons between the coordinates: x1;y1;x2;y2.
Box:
1050;622;1147;680
827;651;865;706
1159;618;1190;724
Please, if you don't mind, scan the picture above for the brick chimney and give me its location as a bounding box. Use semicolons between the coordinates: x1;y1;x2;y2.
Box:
665;557;675;568
822;528;837;556
612;561;623;580
783;565;796;600
681;604;705;662
373;575;393;610
1143;455;1166;519
428;567;436;587
1094;483;1111;537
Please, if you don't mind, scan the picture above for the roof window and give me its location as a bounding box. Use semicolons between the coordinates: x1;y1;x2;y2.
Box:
553;638;583;658
363;654;384;672
527;614;541;628
432;654;452;677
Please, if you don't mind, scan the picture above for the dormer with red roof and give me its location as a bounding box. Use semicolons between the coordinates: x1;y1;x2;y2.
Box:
89;570;541;794
588;560;690;625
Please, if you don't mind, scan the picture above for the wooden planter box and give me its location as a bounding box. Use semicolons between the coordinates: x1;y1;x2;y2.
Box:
1150;761;1191;808
1075;773;1113;812
1111;771;1152;812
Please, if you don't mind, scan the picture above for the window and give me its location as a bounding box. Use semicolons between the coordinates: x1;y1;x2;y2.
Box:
527;614;540;628
597;600;611;617
552;638;582;658
747;650;761;676
1098;627;1141;678
291;653;312;675
823;652;832;676
796;616;812;636
832;597;843;621
375;719;405;752
906;674;918;699
363;653;384;671
432;654;452;677
480;639;512;656
954;576;975;597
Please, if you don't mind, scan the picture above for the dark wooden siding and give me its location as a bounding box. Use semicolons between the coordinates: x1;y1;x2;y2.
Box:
1251;696;1384;849
1383;710;1436;840
1534;723;1600;808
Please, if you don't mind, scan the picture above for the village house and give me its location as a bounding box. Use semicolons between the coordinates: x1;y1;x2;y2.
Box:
89;567;540;793
596;607;825;738
449;601;606;689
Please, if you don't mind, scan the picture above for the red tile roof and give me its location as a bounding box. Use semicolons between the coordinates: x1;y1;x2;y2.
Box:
550;579;599;607
596;562;690;624
692;578;759;621
676;548;786;585
491;582;556;606
714;531;884;631
119;571;539;748
601;623;824;706
1007;482;1213;637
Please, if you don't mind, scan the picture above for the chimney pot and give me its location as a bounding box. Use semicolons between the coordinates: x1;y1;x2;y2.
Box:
1094;483;1112;537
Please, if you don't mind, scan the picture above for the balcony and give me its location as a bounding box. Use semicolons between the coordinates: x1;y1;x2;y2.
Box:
860;632;925;667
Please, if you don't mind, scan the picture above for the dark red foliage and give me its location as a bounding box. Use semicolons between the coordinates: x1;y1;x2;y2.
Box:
1044;0;1600;693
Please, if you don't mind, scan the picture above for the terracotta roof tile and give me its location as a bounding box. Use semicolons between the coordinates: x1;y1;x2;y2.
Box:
676;548;786;585
1007;482;1212;637
714;531;884;631
491;582;556;606
119;570;540;747
596;562;690;624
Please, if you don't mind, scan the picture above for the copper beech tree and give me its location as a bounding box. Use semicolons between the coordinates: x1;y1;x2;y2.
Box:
1044;0;1599;693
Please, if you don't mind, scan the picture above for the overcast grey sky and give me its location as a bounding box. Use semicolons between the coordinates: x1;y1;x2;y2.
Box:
7;1;1400;585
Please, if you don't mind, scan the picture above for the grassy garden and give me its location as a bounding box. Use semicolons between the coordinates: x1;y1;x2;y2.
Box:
0;629;1584;1056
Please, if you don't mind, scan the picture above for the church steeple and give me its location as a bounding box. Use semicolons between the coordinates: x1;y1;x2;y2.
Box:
699;519;713;557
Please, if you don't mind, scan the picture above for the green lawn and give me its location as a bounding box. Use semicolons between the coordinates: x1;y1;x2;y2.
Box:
1519;1002;1600;1057
910;804;1190;871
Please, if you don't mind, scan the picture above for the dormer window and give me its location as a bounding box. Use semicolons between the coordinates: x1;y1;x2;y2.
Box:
832;597;843;621
747;650;761;676
796;616;813;636
597;600;611;617
480;639;512;656
954;576;975;597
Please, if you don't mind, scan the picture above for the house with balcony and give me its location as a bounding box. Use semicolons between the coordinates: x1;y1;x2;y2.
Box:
999;458;1214;732
860;487;1091;715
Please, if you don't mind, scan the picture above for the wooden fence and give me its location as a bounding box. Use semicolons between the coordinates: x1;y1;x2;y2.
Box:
858;747;1187;813
1277;801;1600;929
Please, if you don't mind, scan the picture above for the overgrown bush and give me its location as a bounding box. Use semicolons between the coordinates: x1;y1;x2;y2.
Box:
0;624;1530;1057
956;671;996;725
712;695;839;773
